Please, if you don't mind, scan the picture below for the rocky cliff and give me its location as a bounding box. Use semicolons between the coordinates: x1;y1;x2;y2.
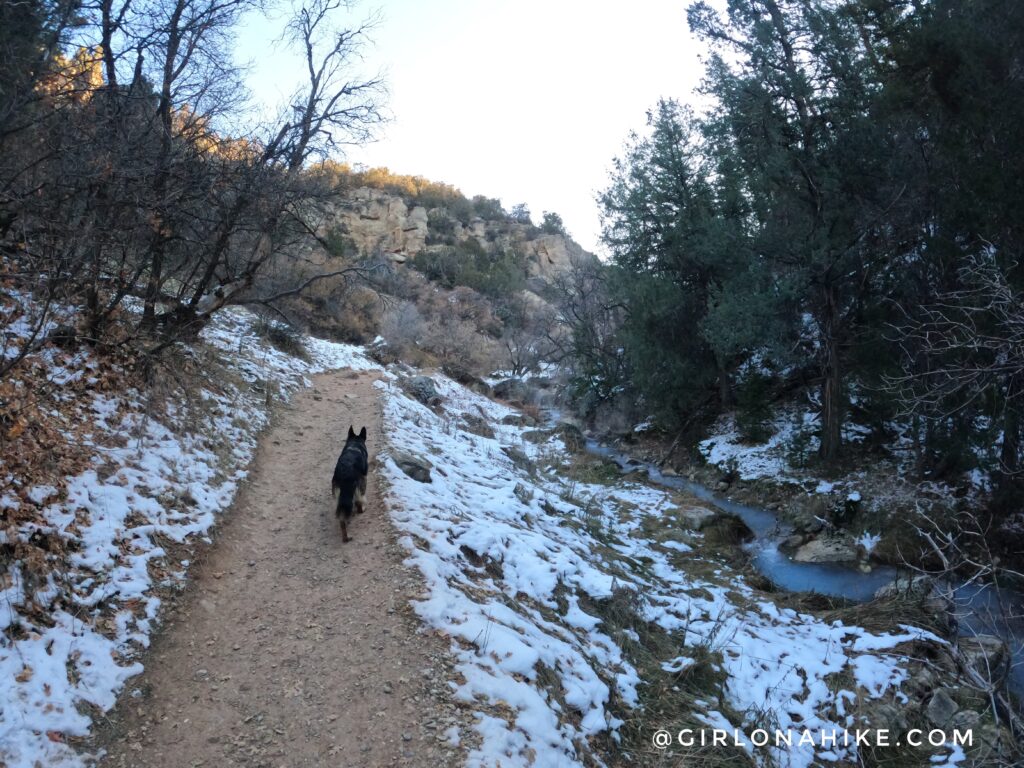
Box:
328;186;587;278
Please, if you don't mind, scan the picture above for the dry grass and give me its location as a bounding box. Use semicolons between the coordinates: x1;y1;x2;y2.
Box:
253;316;310;361
520;402;542;423
580;588;756;767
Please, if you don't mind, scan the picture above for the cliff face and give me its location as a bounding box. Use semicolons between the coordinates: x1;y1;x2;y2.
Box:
330;186;431;255
328;186;587;278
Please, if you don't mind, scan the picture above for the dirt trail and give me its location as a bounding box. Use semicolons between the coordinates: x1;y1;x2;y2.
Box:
94;370;470;768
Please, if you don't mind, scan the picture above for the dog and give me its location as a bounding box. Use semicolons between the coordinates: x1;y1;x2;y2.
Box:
331;426;368;543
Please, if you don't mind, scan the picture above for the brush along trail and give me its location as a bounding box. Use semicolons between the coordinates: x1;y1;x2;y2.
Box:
93;370;471;767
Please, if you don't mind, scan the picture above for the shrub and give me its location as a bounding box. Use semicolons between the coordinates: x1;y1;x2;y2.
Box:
785;411;815;468
509;202;532;224
540;211;566;235
427;208;455;233
472;195;505;221
735;371;774;443
254;317;310;361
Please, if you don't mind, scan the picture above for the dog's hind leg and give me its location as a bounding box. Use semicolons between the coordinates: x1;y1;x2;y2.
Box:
339;517;350;543
355;476;367;514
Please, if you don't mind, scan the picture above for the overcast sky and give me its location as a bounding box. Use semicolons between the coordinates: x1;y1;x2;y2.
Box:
237;0;707;253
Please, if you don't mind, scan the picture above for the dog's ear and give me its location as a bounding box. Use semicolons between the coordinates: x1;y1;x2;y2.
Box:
348;426;356;439
358;426;367;440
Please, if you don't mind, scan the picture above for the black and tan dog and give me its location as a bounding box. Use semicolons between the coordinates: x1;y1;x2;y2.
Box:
331;426;368;542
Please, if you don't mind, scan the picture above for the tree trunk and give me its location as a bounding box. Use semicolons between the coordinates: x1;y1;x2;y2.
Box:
141;0;184;333
819;284;843;462
997;376;1021;493
141;238;164;332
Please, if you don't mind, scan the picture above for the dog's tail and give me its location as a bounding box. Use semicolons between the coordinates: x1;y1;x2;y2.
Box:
335;479;357;521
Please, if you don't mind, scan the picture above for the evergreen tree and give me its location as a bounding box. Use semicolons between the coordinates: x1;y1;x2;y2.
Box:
689;0;899;461
599;100;734;418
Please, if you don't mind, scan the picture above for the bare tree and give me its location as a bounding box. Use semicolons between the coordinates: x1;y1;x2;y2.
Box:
890;250;1024;486
0;0;388;377
147;0;386;343
901;503;1024;732
499;294;557;377
546;253;627;402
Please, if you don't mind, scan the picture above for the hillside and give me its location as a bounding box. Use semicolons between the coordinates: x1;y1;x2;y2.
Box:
327;179;585;278
254;166;595;377
2;304;1016;767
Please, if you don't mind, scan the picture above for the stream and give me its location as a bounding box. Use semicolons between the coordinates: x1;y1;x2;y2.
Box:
583;437;1024;699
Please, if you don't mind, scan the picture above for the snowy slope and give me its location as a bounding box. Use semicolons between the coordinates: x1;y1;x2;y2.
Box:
0;308;378;768
377;374;948;768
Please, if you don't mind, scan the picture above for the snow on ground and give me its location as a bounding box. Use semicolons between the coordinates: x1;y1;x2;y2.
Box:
377;374;946;768
698;409;828;485
0;308;377;768
484;360;560;386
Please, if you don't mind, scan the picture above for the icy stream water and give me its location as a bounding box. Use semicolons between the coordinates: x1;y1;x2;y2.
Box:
583;437;1024;698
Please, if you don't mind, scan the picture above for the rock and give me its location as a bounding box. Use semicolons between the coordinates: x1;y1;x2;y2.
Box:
874;575;953;628
518;233;579;278
442;364;491;397
660;466;678;477
804;517;825;535
782;534;807;550
715;481;730;493
792;535;857;563
867;701;910;733
404;376;442;407
957;634;1009;686
500;413;536;428
391;450;433;483
905;666;939;698
460;414;494;439
926;688;959;726
501;446;535;475
951;709;981;731
554;422;585;452
513;483;533;505
791;496;828;533
678;506;718;531
493;378;532;404
470;380;494;397
520;430;548;445
702;514;755;546
874;574;935;600
327;187;428;255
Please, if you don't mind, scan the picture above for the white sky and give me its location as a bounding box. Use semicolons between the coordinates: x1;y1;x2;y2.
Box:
237;0;707;253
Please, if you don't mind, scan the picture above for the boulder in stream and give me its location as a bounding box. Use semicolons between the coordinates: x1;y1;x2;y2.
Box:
792;535;857;563
874;573;935;600
678;505;718;531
